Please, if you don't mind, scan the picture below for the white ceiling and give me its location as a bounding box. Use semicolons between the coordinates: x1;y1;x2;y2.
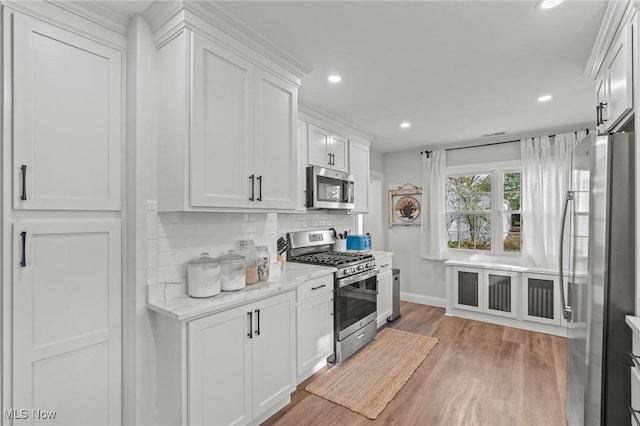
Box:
100;1;607;153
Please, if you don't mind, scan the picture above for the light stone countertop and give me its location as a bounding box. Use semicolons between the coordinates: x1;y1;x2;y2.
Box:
147;262;336;321
626;315;640;335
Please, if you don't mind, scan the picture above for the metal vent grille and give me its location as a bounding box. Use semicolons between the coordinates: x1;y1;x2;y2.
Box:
528;279;554;319
488;281;511;312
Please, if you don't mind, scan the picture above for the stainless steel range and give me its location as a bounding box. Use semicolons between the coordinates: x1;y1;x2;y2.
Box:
288;230;378;364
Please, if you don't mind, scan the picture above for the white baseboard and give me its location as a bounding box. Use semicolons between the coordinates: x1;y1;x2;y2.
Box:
400;292;446;308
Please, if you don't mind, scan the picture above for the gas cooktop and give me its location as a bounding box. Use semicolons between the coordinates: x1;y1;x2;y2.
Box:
289;251;373;267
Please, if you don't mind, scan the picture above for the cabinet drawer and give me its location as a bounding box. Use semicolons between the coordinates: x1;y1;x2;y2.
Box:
376;257;392;274
297;274;334;302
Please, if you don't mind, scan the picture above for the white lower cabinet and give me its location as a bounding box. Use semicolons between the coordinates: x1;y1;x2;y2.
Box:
158;290;295;426
376;256;393;327
447;262;566;336
296;274;334;383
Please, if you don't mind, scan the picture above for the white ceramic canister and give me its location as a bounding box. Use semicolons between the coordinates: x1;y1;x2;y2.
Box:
187;253;221;298
220;252;246;291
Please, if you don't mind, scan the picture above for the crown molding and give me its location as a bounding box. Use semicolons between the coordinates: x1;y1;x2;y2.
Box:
46;0;130;36
299;104;372;144
143;0;311;79
1;0;128;48
584;0;636;79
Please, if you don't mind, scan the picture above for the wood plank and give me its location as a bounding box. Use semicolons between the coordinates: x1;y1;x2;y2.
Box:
263;302;567;426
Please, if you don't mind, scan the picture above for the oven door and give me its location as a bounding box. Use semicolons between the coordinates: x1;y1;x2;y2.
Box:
336;269;378;341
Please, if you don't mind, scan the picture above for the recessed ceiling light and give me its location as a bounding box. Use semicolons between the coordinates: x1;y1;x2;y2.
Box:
538;0;563;9
400;122;411;129
328;75;341;83
537;94;553;102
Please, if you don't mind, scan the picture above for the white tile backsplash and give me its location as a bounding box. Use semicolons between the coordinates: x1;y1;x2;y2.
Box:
145;203;357;286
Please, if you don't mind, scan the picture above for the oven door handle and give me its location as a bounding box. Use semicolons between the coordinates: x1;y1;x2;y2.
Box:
338;269;379;287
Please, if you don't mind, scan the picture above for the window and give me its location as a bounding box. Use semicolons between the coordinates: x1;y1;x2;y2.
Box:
446;168;522;254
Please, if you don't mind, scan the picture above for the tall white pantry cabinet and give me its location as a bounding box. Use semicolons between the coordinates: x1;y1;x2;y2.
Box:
2;3;124;425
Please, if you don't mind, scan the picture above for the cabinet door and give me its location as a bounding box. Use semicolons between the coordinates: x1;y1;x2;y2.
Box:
329;134;349;173
453;267;483;312
376;270;393;327
307;124;331;168
13;220;121;425
296;120;308;211
191;33;254;208
254;68;298;209
605;22;633;131
188;305;252;426
252;292;295;418
522;273;561;325
348;140;370;213
484;270;518;318
13;13;122;210
297;294;333;380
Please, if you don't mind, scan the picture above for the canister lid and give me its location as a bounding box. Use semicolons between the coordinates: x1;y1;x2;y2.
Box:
219;252;245;264
188;253;219;266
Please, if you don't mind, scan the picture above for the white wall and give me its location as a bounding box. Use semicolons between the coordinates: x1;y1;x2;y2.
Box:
381;141;523;306
370;148;384;173
383;150;446;306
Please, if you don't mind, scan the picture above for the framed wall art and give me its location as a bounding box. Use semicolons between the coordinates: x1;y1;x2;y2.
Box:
389;184;422;227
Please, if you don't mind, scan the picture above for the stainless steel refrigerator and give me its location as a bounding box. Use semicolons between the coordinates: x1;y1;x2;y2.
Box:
562;132;635;426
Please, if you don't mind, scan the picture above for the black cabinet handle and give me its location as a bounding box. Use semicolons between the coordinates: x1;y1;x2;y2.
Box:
20;231;26;267
599;102;608;122
257;176;262;202
249;175;255;201
20;165;27;201
331;153;335;165
311;284;326;290
595;105;600;126
328;153;332;165
247;311;253;338
255;309;260;336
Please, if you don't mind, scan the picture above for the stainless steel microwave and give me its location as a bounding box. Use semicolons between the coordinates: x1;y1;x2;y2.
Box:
306;166;355;209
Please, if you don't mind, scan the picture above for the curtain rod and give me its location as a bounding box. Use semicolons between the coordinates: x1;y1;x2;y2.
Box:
420;128;590;156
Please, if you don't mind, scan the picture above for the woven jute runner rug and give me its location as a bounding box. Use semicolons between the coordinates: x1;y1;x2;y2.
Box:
305;327;438;419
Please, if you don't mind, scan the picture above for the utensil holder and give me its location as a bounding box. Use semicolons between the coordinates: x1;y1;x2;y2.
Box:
334;239;347;252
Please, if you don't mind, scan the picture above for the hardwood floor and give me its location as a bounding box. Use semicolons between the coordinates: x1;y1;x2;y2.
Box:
263;302;567;426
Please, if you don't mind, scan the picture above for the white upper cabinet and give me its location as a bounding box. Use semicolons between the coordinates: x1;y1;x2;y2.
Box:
329;134;349;173
12;13;122;210
190;33;255;209
308;124;333;169
154;10;302;212
307;124;349;173
348;140;370;213
602;21;633;131
590;10;634;133
254;68;298;209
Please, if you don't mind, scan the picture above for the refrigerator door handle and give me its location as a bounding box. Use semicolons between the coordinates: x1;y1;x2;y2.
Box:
559;190;573;321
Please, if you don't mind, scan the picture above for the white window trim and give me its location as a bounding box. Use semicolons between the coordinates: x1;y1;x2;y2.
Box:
444;160;522;258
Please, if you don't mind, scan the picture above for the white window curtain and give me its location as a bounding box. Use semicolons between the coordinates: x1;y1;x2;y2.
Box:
421;150;446;260
520;131;586;269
